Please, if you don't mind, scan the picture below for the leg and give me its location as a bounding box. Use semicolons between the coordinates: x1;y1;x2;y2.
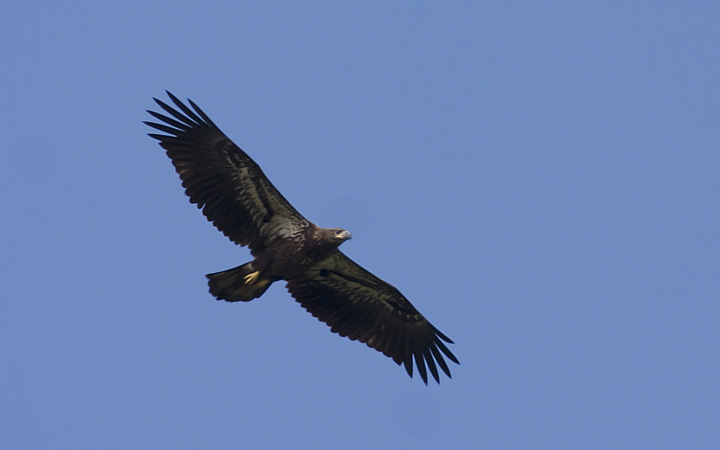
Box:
243;270;261;285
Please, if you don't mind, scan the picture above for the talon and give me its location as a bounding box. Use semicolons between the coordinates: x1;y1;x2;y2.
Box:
244;270;260;285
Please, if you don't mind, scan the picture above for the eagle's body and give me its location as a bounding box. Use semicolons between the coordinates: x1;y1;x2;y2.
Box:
208;224;351;302
145;92;458;384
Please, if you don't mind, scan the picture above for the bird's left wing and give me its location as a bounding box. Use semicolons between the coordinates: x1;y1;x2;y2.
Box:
286;252;459;384
145;91;308;254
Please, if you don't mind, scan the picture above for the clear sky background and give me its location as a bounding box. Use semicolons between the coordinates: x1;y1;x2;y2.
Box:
2;1;719;449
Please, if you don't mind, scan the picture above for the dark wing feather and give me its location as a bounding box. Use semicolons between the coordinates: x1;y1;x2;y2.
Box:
145;91;308;253
286;252;459;384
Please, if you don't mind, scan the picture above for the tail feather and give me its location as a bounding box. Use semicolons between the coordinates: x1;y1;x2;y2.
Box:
206;262;277;302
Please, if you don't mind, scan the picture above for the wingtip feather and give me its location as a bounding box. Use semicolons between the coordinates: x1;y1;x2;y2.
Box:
415;351;428;385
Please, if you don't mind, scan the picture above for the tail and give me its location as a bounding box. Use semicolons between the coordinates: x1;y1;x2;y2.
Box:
206;262;278;302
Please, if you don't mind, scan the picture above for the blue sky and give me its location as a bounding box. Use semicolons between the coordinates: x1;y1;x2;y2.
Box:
2;1;719;448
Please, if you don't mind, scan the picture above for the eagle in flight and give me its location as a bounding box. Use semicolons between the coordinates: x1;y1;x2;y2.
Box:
145;92;458;384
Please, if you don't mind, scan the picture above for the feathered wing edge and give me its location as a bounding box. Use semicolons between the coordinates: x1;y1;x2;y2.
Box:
286;252;459;384
144;91;307;252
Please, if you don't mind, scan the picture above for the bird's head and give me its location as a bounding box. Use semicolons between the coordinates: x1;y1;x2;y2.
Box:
327;227;352;244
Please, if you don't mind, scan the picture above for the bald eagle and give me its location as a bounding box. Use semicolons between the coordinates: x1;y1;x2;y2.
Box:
145;92;458;384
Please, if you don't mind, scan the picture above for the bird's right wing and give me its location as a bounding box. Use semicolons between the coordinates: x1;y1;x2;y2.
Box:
145;91;308;254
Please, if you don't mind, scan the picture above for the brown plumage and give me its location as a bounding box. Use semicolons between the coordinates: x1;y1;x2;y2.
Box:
145;91;458;384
